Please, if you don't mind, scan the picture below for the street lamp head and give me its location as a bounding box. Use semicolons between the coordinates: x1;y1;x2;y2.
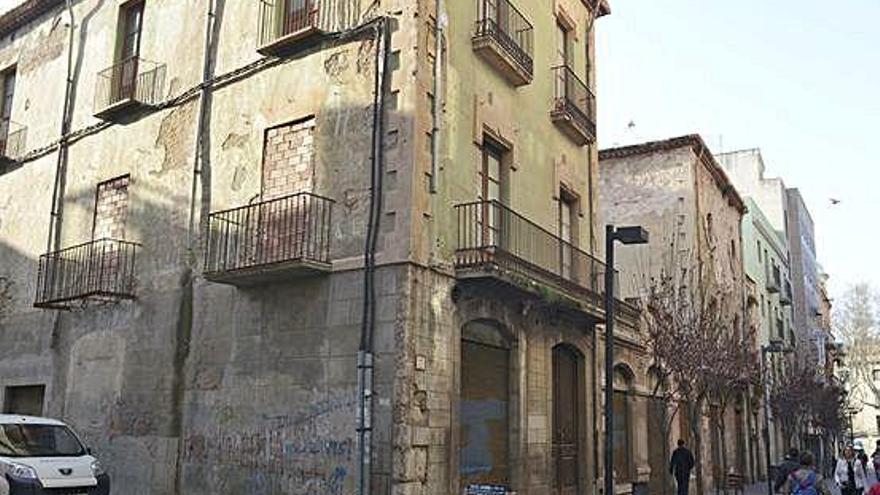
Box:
613;226;650;245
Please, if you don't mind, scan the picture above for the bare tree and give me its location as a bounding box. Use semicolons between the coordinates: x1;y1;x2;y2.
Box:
835;283;880;408
769;360;847;453
643;261;750;495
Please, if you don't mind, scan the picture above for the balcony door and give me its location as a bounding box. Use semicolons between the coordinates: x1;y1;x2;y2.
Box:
558;191;577;281
479;140;505;248
0;68;15;155
115;1;144;103
281;0;313;36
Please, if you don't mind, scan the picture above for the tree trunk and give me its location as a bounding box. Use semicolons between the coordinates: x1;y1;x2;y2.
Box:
690;400;706;495
718;407;729;495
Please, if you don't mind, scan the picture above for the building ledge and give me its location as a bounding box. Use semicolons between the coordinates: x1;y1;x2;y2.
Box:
472;34;533;87
204;259;331;287
257;26;324;57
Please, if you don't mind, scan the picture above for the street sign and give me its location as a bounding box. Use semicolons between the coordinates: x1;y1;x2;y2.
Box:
466;485;507;495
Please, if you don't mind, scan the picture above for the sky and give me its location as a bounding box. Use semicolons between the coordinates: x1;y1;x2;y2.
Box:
597;0;880;303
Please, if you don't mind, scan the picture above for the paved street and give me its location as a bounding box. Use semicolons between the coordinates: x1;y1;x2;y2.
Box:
743;482;842;495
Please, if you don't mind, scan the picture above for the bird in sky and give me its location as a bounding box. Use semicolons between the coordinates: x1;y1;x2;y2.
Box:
830;198;841;205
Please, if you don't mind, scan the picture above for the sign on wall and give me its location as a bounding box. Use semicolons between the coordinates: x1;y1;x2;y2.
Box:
466;484;508;495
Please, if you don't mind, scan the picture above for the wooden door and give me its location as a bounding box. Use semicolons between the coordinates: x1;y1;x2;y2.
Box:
553;346;580;495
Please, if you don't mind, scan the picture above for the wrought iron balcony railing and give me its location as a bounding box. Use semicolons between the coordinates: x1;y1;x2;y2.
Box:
258;0;322;54
552;65;596;144
94;57;166;117
205;192;333;284
472;0;534;84
0;120;26;162
781;280;793;306
455;200;611;303
34;239;140;309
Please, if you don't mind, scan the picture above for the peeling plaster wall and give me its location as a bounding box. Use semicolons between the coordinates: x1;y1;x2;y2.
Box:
0;0;396;493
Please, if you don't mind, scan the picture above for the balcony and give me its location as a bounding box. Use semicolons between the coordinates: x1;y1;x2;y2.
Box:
472;0;534;86
780;280;792;306
94;57;166;120
551;65;596;145
204;192;334;286
454;200;610;318
767;264;781;293
0;121;26;166
257;0;323;56
34;239;140;309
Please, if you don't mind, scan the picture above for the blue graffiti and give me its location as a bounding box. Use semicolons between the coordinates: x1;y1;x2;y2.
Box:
460;399;507;476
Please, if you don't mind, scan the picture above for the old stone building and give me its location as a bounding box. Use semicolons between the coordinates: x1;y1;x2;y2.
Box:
716;149;796;472
0;0;648;494
599;135;753;493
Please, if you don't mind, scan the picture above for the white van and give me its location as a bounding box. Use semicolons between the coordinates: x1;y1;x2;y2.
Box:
0;415;109;495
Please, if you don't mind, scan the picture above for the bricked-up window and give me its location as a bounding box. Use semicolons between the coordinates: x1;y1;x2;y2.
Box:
3;385;45;416
262;117;316;200
93;175;131;239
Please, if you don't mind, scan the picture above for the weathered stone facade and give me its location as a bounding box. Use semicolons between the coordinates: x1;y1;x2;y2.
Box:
599;135;755;494
0;0;657;494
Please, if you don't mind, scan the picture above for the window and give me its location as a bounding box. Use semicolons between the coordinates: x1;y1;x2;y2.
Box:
119;1;144;62
0;67;15;153
0;423;85;458
613;367;633;484
479;138;506;246
757;240;762;262
93;175;131;240
3;385;45;416
876;416;880;435
872;370;880;382
558;190;578;278
556;21;572;66
111;1;144;103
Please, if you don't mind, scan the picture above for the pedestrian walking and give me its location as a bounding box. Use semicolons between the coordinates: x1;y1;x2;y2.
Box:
776;448;801;493
836;446;869;495
871;441;880;475
781;451;831;495
670;439;695;495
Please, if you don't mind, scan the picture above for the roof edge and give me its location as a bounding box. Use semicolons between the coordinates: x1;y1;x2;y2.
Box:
600;134;746;214
0;0;63;40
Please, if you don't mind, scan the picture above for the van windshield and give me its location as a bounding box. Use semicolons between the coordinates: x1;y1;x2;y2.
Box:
0;424;86;458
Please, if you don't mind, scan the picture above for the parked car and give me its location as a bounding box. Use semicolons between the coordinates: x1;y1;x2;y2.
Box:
0;415;109;495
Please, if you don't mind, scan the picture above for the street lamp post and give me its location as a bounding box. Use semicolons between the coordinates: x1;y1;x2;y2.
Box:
604;225;648;495
760;340;788;495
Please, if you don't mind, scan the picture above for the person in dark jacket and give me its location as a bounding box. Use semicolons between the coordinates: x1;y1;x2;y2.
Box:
776;448;801;492
670;439;696;495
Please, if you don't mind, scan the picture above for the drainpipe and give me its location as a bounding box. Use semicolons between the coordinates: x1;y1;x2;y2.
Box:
358;18;389;495
187;0;219;262
429;0;445;193
47;0;76;254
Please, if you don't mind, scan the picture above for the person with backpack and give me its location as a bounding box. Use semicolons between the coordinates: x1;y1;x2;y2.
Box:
837;446;869;495
776;448;801;492
782;451;831;495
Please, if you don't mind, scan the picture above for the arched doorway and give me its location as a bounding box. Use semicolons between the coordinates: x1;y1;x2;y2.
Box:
553;344;584;495
612;365;635;485
460;320;513;492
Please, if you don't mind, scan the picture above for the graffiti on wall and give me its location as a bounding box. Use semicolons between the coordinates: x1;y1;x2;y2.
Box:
183;390;358;494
